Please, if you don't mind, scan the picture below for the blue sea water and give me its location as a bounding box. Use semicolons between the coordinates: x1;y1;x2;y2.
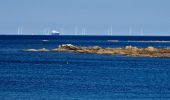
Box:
0;35;170;100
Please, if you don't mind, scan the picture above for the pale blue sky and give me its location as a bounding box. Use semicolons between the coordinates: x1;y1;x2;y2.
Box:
0;0;170;35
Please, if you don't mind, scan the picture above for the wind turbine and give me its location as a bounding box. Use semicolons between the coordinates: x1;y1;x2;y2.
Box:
107;26;113;36
17;27;20;35
129;27;132;36
46;28;50;35
17;26;23;35
107;27;110;36
20;26;23;35
84;28;86;35
140;27;144;36
110;26;113;35
60;28;64;35
74;26;78;35
82;27;86;35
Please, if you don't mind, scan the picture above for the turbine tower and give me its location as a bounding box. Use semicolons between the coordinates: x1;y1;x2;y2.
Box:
47;28;50;35
60;28;63;35
17;26;23;35
140;27;144;36
107;26;113;36
110;26;113;35
129;27;132;36
74;26;78;35
82;27;86;35
17;27;20;35
20;27;23;35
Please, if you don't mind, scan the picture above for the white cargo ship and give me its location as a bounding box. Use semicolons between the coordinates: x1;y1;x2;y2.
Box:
51;30;60;35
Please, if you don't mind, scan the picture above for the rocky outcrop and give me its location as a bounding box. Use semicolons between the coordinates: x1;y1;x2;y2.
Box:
23;44;170;58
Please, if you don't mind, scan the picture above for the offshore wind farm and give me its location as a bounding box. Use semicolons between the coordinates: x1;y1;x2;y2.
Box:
8;26;148;36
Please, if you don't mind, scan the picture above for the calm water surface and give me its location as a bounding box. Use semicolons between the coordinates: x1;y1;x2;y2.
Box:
0;35;170;100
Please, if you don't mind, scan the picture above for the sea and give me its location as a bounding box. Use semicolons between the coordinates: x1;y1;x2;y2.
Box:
0;35;170;100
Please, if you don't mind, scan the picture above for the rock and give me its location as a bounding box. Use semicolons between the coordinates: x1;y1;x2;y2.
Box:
125;45;133;49
23;49;38;52
145;46;157;52
88;46;101;50
60;44;74;47
125;46;138;50
23;44;170;57
59;44;79;50
37;48;49;52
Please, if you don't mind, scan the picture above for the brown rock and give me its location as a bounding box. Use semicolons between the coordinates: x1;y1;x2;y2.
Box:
23;44;170;57
37;48;49;52
145;46;157;52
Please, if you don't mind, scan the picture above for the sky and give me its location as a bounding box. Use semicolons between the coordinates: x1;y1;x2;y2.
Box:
0;0;170;36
